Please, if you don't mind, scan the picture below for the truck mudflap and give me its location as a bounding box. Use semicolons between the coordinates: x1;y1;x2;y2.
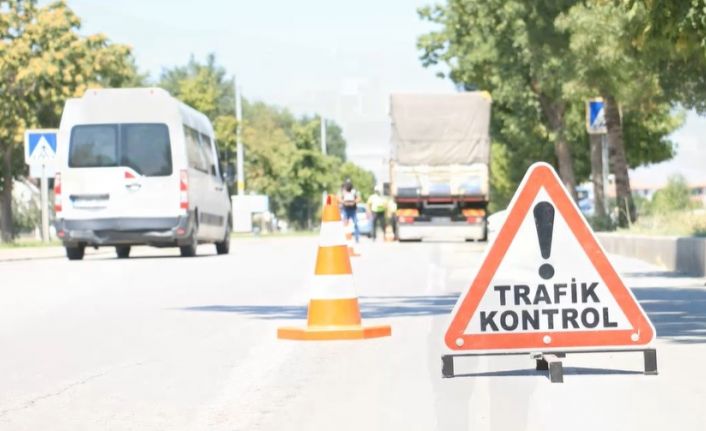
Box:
397;220;487;242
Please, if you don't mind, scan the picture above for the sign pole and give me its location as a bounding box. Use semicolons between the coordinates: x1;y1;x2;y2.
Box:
40;163;49;242
235;80;244;196
601;133;609;212
320;116;326;155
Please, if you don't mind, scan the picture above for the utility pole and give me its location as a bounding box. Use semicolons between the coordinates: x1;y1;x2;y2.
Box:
321;116;327;205
601;133;609;213
320;116;327;155
235;80;244;195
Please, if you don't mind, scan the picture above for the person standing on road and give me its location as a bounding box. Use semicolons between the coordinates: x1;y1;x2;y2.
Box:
367;185;387;241
339;178;361;243
386;198;398;241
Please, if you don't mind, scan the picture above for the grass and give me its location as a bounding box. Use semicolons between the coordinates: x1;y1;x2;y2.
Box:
620;210;706;237
0;238;62;248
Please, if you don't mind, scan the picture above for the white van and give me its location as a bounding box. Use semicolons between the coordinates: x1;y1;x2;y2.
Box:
54;88;232;260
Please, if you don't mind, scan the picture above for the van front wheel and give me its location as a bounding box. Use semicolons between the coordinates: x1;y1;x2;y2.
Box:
66;245;85;261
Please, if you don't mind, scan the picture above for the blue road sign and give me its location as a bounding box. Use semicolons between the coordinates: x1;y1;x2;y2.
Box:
24;129;58;164
586;99;606;134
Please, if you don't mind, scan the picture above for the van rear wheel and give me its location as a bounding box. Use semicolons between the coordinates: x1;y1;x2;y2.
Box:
180;234;198;257
215;223;231;255
115;246;131;259
66;245;85;261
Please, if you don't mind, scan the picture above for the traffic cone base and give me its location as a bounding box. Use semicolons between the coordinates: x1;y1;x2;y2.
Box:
277;325;392;340
278;298;391;340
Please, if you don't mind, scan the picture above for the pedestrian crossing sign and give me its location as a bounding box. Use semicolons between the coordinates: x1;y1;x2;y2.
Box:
24;129;58;164
586;98;607;134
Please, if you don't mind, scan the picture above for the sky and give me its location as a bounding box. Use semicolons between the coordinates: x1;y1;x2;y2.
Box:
64;0;703;186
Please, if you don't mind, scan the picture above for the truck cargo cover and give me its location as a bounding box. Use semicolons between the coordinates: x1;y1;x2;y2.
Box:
390;93;491;166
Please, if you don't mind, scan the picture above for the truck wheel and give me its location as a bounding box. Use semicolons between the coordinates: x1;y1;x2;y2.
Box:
180;233;198;257
215;222;231;255
66;245;85;261
115;246;131;259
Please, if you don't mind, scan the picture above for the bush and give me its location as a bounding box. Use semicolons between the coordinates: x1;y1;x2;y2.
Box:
587;214;616;232
649;175;695;214
13;194;40;236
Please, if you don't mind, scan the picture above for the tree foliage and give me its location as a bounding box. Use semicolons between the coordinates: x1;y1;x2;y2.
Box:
417;0;685;225
0;0;140;241
418;0;581;198
159;55;374;229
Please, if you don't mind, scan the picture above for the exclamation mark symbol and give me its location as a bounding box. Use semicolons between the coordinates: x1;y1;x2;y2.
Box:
533;201;555;280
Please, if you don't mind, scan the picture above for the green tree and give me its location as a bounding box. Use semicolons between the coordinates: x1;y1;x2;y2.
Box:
338;162;375;200
418;0;683;224
160;54;372;228
0;0;140;241
556;1;685;226
418;0;581;199
632;0;706;112
159;54;234;119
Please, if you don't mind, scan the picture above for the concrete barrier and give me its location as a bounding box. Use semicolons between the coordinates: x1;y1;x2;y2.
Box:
596;233;706;277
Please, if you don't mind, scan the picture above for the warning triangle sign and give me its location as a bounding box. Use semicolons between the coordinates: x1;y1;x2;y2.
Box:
446;163;655;352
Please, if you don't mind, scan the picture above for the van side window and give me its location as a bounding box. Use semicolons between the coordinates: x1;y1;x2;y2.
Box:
184;125;208;173
199;133;218;177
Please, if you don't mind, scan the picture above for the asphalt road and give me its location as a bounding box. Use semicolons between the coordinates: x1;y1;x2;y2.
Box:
0;237;705;430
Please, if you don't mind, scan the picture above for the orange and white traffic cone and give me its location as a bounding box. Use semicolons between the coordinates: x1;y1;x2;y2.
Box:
345;218;360;257
277;195;391;340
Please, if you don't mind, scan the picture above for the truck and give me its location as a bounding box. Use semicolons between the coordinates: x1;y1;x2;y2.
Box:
389;92;491;242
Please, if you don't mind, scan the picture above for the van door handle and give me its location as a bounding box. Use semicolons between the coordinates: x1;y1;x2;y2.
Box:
215;186;224;191
125;182;142;191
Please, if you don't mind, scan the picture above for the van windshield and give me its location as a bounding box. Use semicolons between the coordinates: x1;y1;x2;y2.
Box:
69;123;172;176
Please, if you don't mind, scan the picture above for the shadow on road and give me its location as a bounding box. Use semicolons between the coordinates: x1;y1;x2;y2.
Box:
179;280;706;344
179;294;459;319
633;287;706;344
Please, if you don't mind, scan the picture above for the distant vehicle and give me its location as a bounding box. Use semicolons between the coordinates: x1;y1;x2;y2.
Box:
576;184;595;217
339;204;372;238
357;205;372;237
486;209;507;244
389;93;492;242
54;88;232;260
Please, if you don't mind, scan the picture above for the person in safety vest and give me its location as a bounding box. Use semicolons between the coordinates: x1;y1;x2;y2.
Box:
366;185;387;241
386;198;398;241
339;178;361;243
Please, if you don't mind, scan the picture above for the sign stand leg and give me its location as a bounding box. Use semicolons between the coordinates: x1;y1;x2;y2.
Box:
441;355;455;378
40;164;49;243
549;361;564;383
535;358;549;371
643;349;658;375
